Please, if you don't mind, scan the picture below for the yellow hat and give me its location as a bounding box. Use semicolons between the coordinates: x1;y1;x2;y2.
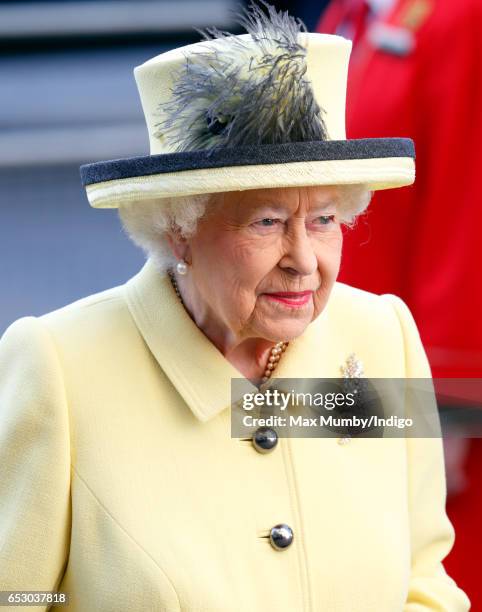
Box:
80;1;415;209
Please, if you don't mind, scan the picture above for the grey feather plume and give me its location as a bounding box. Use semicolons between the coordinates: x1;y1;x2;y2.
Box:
153;0;328;152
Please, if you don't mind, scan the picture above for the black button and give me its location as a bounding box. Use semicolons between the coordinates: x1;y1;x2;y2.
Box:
252;427;278;454
269;524;294;550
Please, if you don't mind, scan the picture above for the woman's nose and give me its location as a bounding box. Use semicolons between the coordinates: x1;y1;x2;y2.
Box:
278;224;317;276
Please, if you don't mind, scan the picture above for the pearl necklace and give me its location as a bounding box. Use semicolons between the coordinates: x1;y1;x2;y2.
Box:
168;270;289;383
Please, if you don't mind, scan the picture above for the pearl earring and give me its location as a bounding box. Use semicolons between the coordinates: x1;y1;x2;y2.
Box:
176;259;188;275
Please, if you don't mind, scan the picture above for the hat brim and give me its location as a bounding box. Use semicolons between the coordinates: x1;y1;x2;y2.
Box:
80;138;415;209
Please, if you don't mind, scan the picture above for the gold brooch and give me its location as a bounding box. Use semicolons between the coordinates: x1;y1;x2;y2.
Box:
338;354;366;443
340;353;364;378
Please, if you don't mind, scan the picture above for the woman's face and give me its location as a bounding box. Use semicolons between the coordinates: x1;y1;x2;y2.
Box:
182;185;343;343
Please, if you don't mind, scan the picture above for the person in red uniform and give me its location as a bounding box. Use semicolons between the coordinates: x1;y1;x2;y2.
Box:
317;0;482;607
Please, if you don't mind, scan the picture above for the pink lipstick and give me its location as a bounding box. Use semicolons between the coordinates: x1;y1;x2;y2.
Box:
263;291;313;307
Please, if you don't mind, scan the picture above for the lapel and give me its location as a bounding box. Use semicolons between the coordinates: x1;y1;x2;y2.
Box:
124;259;345;423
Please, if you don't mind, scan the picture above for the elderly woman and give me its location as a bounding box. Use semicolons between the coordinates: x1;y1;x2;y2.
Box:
0;3;470;611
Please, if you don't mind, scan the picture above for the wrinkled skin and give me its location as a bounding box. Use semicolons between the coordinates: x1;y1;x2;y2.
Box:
167;185;343;381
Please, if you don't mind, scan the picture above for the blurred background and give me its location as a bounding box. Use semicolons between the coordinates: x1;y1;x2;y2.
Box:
1;0;480;607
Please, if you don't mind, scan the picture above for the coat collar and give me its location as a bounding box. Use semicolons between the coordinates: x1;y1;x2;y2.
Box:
124;259;342;422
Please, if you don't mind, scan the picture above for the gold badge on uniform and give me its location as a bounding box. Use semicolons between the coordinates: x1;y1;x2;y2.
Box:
367;0;434;56
399;0;433;31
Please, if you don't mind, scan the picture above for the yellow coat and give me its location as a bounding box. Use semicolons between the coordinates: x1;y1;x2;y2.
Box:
0;259;470;611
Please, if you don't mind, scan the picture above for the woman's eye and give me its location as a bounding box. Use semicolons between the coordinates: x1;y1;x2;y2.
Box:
315;215;336;225
254;218;280;227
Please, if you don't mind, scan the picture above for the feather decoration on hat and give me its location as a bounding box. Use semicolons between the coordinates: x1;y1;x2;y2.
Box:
153;0;328;153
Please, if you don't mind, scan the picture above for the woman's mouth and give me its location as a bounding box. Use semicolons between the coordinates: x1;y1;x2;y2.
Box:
262;291;313;307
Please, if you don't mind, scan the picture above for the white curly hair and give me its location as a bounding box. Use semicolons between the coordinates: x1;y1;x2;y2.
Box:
118;185;373;273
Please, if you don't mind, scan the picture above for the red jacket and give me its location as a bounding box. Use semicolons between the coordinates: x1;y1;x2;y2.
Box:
318;0;482;378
